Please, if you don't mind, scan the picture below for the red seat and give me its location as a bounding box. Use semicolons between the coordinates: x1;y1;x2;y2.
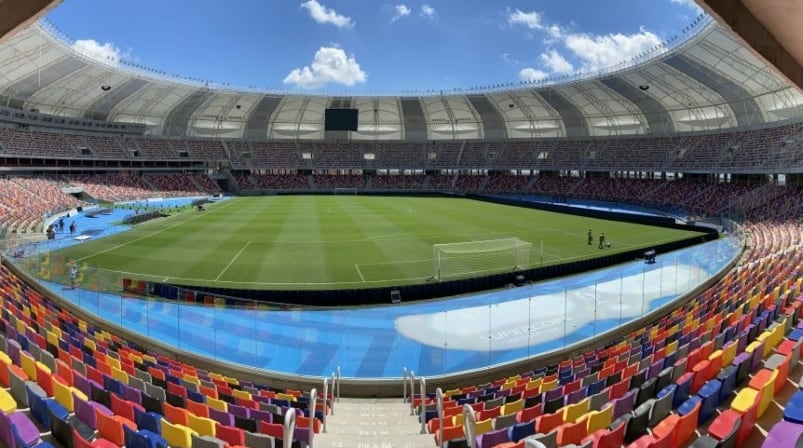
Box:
535;411;564;435
582;419;625;448
215;423;245;447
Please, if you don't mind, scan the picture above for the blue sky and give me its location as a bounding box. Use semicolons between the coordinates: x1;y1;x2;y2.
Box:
46;0;704;94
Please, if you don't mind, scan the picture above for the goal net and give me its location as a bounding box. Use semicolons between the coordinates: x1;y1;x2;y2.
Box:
432;237;532;281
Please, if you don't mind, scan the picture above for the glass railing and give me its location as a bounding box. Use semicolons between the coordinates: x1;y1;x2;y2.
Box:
4;229;742;378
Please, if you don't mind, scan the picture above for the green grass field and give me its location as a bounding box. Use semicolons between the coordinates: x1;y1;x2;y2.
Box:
49;196;701;290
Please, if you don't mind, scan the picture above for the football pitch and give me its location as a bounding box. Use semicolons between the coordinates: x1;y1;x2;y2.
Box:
50;196;701;290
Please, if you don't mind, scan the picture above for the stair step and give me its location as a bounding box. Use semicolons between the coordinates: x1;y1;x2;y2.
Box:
320;399;435;447
313;433;435;448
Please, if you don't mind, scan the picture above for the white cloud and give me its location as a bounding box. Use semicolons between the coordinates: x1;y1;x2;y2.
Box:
501;53;519;65
283;46;367;89
563;27;663;72
420;4;436;19
391;4;411;23
507;8;544;30
519;67;548;82
72;39;125;64
540;49;574;74
300;0;354;28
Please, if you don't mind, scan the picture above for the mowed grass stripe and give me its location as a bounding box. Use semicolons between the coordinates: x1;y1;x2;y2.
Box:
51;196;702;290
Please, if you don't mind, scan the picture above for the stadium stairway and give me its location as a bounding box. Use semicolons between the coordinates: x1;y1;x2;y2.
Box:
314;398;436;447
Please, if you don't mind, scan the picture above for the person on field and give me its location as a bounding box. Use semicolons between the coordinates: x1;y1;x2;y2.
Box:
599;232;606;249
70;264;78;289
587;229;593;246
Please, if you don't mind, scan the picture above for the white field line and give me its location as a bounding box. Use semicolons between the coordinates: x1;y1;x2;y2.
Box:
354;264;366;282
215;241;251;281
72;199;237;263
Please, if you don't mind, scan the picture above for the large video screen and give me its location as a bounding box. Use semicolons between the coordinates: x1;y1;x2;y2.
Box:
324;108;359;131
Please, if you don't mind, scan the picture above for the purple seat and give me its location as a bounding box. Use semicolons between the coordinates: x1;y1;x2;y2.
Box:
72;372;92;398
564;388;587;406
612;388;637;420
209;407;234;426
476;427;510;448
764;419;803;447
250;408;272;424
121;383;142;405
732;351;752;385
6;339;21;366
228;403;250;419
749;341;765;372
0;411;41;448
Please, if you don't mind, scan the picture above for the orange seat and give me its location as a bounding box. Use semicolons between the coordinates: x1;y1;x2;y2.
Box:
95;407;136;446
748;368;777;418
162;402;190;426
535;411;564;434
185;399;210;418
435;424;464;445
555;417;588;446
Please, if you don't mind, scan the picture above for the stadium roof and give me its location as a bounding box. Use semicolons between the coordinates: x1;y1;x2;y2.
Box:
0;17;802;141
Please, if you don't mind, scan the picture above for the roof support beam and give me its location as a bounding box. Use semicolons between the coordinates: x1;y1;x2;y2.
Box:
700;0;803;93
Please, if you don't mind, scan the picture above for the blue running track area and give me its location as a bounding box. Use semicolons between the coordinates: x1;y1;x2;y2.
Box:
17;198;740;379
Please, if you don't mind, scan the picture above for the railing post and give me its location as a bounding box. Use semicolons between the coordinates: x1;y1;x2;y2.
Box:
336;366;341;402
462;403;477;448
308;387;317;448
409;370;416;415
436;388;444;448
419;376;427;434
282;408;296;448
402;367;407;403
321;378;329;433
330;371;336;416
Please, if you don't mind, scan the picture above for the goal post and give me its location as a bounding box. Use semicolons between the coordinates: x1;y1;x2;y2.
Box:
432;237;532;281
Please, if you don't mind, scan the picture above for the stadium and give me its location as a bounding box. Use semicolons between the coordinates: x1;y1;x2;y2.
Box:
0;0;802;447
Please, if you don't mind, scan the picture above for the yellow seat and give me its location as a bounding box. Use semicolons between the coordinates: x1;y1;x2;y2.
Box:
540;379;558;393
205;396;228;412
53;380;76;412
585;404;613;433
105;357;121;370
0;388;17;414
501;399;524;415
276;393;295;402
474;418;493;436
187;412;216;437
20;352;37;381
160;419;195;448
232;389;251;400
722;341;738;366
749;369;777;418
183;374;200;385
111;367;129;384
563;398;590;423
730;388;760;414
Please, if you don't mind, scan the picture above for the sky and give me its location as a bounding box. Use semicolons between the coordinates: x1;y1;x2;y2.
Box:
45;0;705;94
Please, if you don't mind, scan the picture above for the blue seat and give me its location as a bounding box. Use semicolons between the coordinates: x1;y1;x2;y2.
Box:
26;382;53;430
782;390;803;424
697;379;722;424
507;421;535;442
678;396;701;417
123;423;168;448
133;407;162;434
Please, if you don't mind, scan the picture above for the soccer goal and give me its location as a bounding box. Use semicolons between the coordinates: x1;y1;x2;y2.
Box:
432;237;532;281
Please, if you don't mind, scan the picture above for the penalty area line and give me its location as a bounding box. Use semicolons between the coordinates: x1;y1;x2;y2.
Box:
215;241;251;281
354;264;366;282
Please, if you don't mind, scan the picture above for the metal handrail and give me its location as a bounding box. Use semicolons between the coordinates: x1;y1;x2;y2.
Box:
336;366;341;402
282;408;296;448
402;367;407;403
308;387;317;448
419;376;427;434
436;387;444;448
409;370;416;415
462;403;477;448
330;371;336;415
321;377;329;433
